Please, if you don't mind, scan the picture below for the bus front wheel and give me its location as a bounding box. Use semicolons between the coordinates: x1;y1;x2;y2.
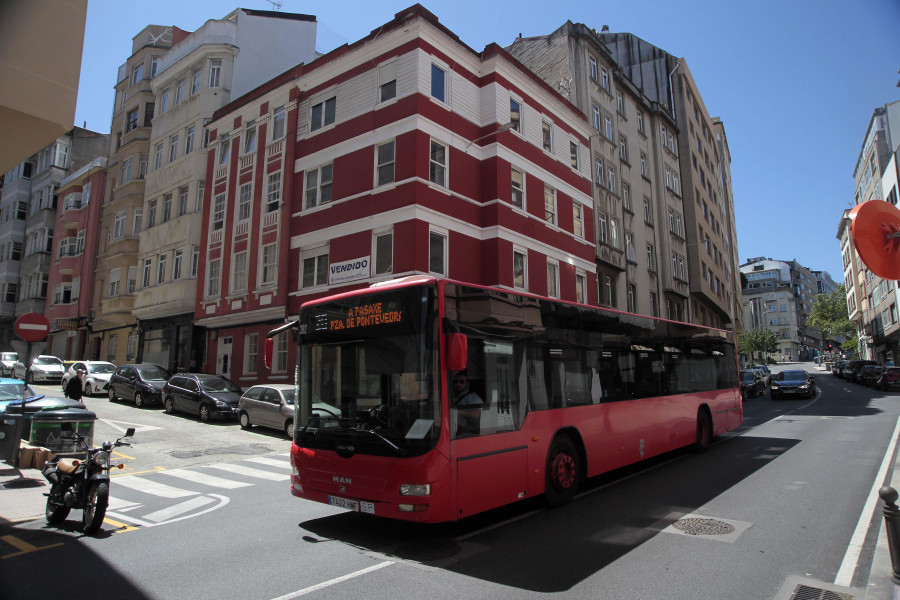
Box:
693;411;712;453
545;436;579;507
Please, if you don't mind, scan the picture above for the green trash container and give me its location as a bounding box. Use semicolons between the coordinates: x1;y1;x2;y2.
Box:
28;408;96;455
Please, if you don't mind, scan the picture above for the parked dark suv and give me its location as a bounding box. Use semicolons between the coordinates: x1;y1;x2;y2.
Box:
108;363;171;407
845;360;877;383
163;373;242;422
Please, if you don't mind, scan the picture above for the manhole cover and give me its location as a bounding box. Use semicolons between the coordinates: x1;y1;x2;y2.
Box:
393;539;461;561
672;517;735;536
2;478;44;489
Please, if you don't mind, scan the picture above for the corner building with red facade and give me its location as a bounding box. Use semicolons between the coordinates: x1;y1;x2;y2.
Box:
197;5;596;385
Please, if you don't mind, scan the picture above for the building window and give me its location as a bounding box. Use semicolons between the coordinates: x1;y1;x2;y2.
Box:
121;158;133;184
589;57;597;81
513;249;527;289
643;195;654;224
602;274;616;307
173;249;183;280
245;333;259;375
243;120;256;154
178;186;189;217
542;120;552;152
217;133;230;165
619;135;628;162
647;244;656;272
133;208;142;234
305;164;333;209
175;78;184;103
212;193;225;230
209;59;221;88
150;56;159;78
374;230;393;275
191;246;200;278
132;63;143;85
266;172;281;213
154;143;163;169
592;104;601;131
191;68;201;95
601;67;609;91
625;232;636;263
431;64;446;102
573;203;584;238
378;61;397;102
595;157;604;186
207;258;221;297
108;269;120;297
107;335;118;363
609;218;619;248
168;134;178;163
261;244;277;285
604;114;612;140
510;98;521;132
160;88;169;113
238;184;251;221
126;108;139;132
162;192;172;223
576;272;586;304
142;258;152;288
650;292;659;317
310;96;336;131
616;92;625;115
598;212;608;245
429;140;447;187
547;261;559;298
429;230;447;275
570;141;579;169
138;154;148;179
622;182;632;212
637;111;645;134
376;141;395;186
271;105;285;140
511;167;524;209
302;248;329;288
640;152;648;177
157;253;167;284
628;284;636;313
147;198;157;228
544;185;556;225
607;165;616;193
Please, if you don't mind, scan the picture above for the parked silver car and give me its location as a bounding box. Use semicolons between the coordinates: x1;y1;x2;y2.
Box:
238;384;341;437
14;355;65;384
0;352;18;377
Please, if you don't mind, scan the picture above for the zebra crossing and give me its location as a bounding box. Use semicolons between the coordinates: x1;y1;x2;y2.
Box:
104;452;292;529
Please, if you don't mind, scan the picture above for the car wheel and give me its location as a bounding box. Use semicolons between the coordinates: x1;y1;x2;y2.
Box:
284;419;293;438
164;397;175;415
239;411;252;430
108;386;117;402
134;392;144;408
199;404;211;423
84;383;93;396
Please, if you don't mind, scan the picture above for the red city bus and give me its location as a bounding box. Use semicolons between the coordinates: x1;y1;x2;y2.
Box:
284;277;742;523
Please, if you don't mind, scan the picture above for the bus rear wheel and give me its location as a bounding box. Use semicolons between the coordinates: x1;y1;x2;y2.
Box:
693;411;712;453
545;436;579;507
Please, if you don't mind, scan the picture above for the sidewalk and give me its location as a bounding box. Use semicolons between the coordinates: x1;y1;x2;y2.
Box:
0;461;49;524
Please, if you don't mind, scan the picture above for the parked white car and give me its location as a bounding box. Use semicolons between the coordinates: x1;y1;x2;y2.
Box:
0;352;18;377
14;355;65;384
61;361;117;396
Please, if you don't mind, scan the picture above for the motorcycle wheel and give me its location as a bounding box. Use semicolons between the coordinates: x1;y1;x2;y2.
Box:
82;481;109;534
45;485;70;524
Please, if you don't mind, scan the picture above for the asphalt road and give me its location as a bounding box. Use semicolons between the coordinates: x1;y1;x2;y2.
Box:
1;363;896;599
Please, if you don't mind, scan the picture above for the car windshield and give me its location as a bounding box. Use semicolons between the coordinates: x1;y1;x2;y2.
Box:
34;356;62;366
199;377;241;393
88;363;116;374
137;366;170;381
1;353;17;361
0;382;33;399
776;371;807;383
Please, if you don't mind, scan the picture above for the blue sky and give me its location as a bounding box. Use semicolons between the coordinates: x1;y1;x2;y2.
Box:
75;0;900;282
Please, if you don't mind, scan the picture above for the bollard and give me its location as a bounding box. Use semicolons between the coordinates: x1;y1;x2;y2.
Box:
880;486;900;585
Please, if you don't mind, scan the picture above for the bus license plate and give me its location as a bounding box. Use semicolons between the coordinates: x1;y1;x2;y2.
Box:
328;495;375;514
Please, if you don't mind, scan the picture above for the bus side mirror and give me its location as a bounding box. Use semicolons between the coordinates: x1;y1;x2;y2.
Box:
264;337;273;370
447;333;467;372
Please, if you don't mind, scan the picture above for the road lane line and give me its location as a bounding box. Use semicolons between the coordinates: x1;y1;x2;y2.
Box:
835;414;900;586
206;463;290;481
143;496;215;523
115;475;199;498
244;456;291;468
269;561;394;599
159;468;254;489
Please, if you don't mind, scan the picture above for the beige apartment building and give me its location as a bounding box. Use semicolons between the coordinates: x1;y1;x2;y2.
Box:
92;9;317;370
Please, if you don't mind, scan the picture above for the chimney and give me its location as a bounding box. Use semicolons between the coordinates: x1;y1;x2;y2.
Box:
601;25;609;32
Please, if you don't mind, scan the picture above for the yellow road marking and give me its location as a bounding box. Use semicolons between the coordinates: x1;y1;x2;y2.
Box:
103;517;139;533
1;535;63;559
112;466;165;478
112;450;136;460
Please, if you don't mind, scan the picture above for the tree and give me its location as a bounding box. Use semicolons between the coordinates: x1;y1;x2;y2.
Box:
807;285;856;342
738;328;779;363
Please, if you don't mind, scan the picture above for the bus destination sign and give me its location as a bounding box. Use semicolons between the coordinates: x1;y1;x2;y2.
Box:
330;302;403;331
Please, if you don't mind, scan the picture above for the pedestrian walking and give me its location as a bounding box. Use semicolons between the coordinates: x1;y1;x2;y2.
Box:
65;369;85;400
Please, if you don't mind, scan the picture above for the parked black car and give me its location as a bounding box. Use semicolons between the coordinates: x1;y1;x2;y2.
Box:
770;370;816;399
163;373;242;422
740;370;765;400
108;364;171;407
858;364;885;388
845;360;877;383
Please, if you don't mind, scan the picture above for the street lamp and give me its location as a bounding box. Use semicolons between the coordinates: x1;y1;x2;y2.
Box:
464;122;515;152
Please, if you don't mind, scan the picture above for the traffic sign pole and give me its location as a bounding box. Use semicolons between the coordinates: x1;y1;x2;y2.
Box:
11;313;48;468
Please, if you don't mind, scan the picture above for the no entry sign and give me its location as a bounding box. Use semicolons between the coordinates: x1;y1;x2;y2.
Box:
14;313;50;342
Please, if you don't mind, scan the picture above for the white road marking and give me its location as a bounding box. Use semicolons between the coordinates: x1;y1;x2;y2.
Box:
835;414;900;586
206;463;290;481
143;496;216;523
107;497;142;511
159;468;254;489
98;418;162;433
115;475;199;498
244;456;291;469
269;561;394;599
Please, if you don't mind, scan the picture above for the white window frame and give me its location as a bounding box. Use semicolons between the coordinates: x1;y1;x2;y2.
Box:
430;63;447;103
266;172;282;213
305;163;333;209
301;246;329;289
310;96;336;131
575;271;587;304
428;227;448;276
376;140;395;187
373;229;393;276
157;253;167;284
232;251;248;293
243;120;257;154
544;184;556;225
238;183;251;221
511;167;525;209
271;105;286;140
513;248;528;290
245;333;259;375
547;260;560;299
261;243;277;286
429;139;447;187
209;59;221;88
206;258;221;297
573;202;584;238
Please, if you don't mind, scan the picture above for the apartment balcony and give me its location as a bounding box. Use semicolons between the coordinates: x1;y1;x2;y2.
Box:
100;293;135;317
156;20;237;77
107;235;140;258
133;279;198;320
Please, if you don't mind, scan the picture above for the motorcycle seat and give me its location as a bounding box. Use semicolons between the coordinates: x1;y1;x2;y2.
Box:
57;459;79;474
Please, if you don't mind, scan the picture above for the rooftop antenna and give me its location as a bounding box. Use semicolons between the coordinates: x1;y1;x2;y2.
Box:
265;0;283;9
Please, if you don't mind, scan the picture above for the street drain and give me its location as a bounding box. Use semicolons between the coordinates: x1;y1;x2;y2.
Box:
672;517;735;536
392;539;461;562
789;584;853;600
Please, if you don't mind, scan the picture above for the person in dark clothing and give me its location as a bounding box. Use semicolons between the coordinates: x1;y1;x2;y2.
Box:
65;369;84;400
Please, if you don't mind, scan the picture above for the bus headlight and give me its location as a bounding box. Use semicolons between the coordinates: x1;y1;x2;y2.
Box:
400;484;430;496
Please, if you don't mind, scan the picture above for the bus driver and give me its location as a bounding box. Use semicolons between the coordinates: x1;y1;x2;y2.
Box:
453;372;483;436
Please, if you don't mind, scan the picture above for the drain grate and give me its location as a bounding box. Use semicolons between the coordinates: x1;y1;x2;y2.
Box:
789;584;853;600
672;517;735;536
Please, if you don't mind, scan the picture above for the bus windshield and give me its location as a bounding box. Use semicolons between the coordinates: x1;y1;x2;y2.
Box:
296;285;438;457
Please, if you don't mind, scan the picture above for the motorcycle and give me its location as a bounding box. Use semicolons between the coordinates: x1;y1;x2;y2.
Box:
42;427;135;534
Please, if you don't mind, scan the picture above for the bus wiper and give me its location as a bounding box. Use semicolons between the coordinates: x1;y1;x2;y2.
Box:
357;427;402;453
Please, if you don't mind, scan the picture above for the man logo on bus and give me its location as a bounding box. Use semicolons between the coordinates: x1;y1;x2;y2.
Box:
333;475;352;485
